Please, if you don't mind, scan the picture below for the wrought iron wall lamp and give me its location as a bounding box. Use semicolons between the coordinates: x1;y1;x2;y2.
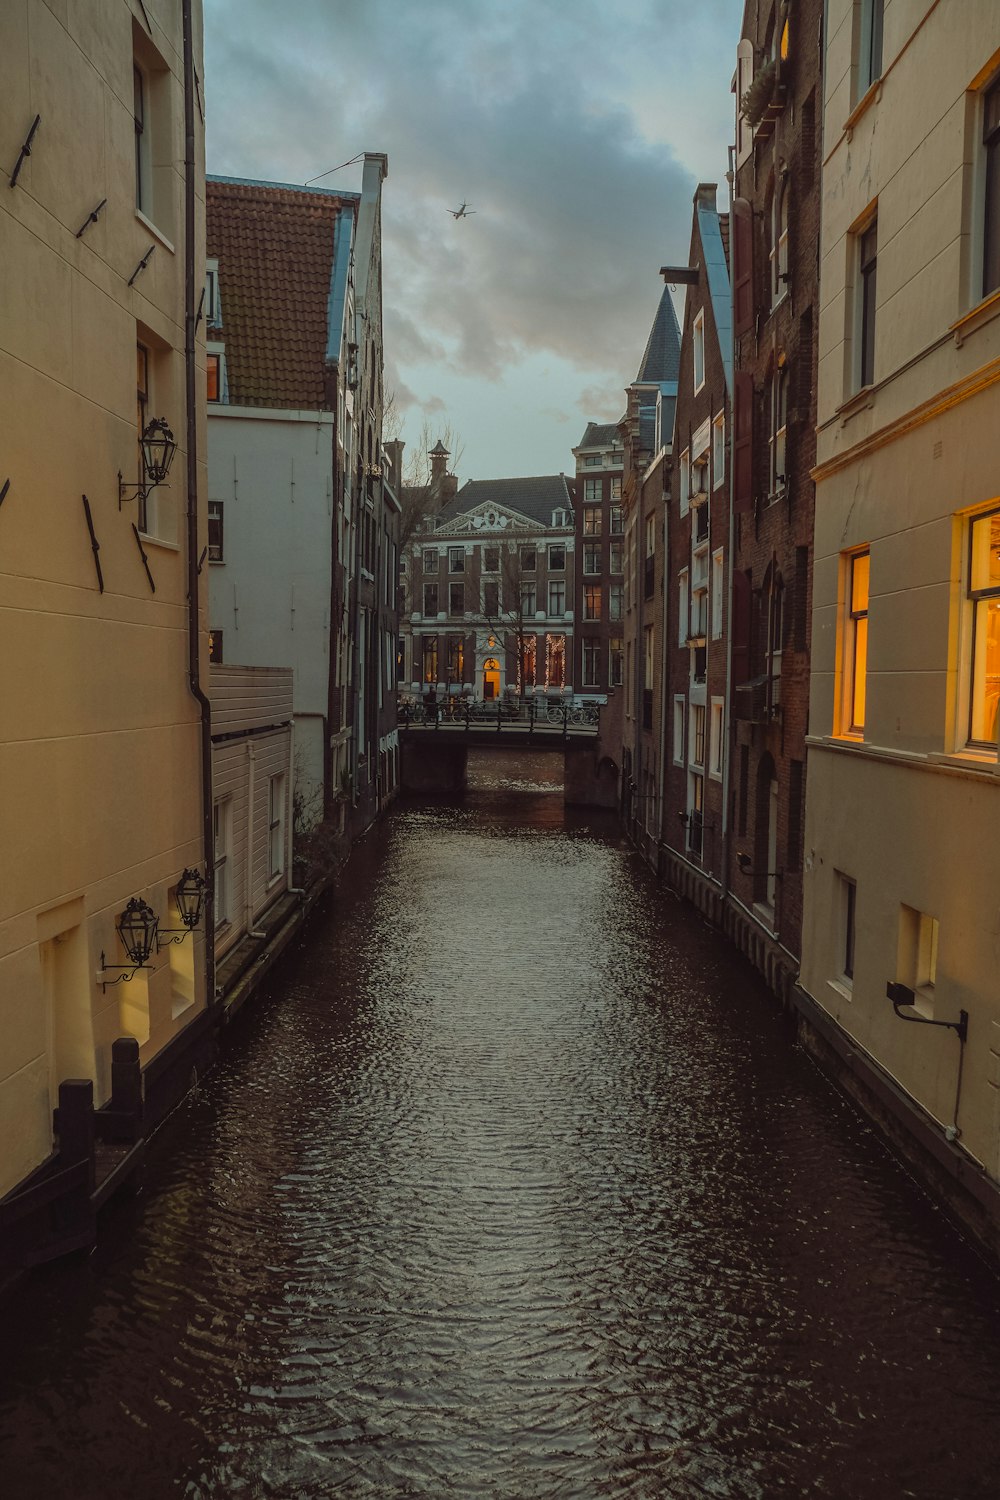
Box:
119;418;177;511
736;852;782;879
156;868;207;948
98;897;159;990
886;981;968;1043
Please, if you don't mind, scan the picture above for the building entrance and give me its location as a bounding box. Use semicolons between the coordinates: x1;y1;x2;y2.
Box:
482;658;500;699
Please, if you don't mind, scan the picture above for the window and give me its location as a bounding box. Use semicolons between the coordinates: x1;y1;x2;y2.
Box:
205;265;221;326
583;506;601;536
583;639;600;686
584;585;601;621
858;0;884;95
483;545;499;572
770;363;788;497
583;543;601;575
449;582;465;615
691;550;709;638
209;628;223;663
483;581;499;617
132;29;173;237
584;455;601;467
983;76;1000;299
610;637;624;687
712;548;724;639
584;478;602;502
839;875;857;983
679;449;690;518
610;541;624;574
521;546;536;572
772;177;789;304
967;508;1000;744
521;582;537;615
693;308;706;392
690;703;706;767
709;698;724;779
214;800;231;928
446;635;464;681
208;500;224;561
136;341;151;532
678;568;689;646
841;550;869;735
449;546;465;573
688;772;704;856
133;63;148;213
611;476;622;501
397;636;407;682
712;413;725;489
552;508;567;527
609;582;624;621
858;217;878;390
546;634;566;688
548;579;566;615
268;774;286;881
897;906;939;1013
423;547;439;573
207;352;222;402
548;544;566;570
423;582;439;616
422;636;439;683
609;504;624;535
673;696;686;764
521;635;537;689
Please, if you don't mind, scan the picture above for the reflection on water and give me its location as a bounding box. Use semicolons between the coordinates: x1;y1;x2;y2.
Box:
2;781;1000;1498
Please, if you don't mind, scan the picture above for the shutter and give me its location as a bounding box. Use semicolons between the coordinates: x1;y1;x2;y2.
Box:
732;197;754;337
732;569;752;687
733;370;754;514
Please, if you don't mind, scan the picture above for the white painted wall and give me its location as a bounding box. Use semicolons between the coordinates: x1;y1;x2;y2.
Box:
207;408;334;825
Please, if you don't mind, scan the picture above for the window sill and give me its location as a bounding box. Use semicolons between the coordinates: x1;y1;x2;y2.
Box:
951;287;1000;348
134;209;175;255
927;749;999;775
843;78;882;140
836;385;876;426
138;531;180;553
827;977;853;1004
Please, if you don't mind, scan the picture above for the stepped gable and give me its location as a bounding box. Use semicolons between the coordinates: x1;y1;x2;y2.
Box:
206;176;358;410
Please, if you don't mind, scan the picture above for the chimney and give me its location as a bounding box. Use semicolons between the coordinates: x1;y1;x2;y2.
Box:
429;438;450;486
384;438;404;493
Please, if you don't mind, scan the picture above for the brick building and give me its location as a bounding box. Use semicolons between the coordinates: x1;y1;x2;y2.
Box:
661;186;732;888
403;475;575;701
729;0;821;971
571;424;625;698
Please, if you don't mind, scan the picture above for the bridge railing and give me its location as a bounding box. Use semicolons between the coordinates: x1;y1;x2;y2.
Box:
398;697;599;736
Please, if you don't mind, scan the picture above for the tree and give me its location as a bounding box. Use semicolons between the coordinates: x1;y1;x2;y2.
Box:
475;537;549;698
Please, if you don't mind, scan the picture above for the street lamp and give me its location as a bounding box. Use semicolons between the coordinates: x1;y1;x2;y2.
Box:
119;418;177;511
98;896;159;990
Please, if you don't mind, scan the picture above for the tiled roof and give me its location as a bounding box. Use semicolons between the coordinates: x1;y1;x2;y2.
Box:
577;421;621;449
437;475;574;529
635;285;681;384
206;177;357;410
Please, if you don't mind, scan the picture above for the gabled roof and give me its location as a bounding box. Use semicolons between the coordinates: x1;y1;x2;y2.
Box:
437;475;574;530
635;286;682;385
206;177;357;410
695;187;733;396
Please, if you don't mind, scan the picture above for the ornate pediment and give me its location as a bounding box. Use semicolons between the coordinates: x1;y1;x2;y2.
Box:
435;501;537;536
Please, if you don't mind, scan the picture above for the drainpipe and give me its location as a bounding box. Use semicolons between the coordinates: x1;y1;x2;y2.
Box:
721;143;737;905
183;0;215;1001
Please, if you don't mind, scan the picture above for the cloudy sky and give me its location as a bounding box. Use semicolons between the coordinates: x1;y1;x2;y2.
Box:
205;0;741;481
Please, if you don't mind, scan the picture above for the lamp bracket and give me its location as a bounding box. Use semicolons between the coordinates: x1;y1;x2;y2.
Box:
886;982;968;1043
97;951;152;992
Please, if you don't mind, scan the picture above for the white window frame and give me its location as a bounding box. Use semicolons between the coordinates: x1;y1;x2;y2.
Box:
679;448;690;518
583;639;600;687
678;568;689;647
712;411;726;489
709;697;724;780
693;309;706;393
673;695;686;765
711;548;724;639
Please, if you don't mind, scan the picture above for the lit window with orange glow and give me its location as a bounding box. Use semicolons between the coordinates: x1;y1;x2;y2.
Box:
207;353;220;402
968;509;1000;746
842;549;869;735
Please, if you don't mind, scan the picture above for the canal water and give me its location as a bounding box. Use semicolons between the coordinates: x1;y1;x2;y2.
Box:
3;751;1000;1498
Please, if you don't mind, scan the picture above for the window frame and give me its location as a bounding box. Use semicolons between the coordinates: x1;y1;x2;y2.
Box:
583;638;600;687
583;584;602;622
966;506;1000;748
858;216;878;391
208;499;224;562
840;549;870;737
693;308;706;393
547;578;566;615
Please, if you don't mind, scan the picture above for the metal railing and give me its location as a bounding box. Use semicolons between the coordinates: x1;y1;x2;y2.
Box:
398;696;600;736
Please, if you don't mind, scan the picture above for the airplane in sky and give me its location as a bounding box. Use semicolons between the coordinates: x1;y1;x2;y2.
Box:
447;202;475;219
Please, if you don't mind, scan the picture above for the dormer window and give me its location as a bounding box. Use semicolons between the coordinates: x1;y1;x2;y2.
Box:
205;262;222;327
552;508;566;527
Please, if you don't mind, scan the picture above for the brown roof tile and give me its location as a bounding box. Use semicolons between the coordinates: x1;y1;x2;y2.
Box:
206;179;356;410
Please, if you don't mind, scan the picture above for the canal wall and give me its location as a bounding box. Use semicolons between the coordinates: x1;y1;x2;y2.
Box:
656;840;1000;1266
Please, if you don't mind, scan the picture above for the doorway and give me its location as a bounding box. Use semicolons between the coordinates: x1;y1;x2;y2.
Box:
482;658;500;699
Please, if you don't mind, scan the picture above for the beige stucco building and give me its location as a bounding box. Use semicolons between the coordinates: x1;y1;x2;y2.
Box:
0;0;210;1212
801;0;1000;1245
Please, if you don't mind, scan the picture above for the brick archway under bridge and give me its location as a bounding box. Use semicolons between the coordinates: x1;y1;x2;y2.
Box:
399;733;618;808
